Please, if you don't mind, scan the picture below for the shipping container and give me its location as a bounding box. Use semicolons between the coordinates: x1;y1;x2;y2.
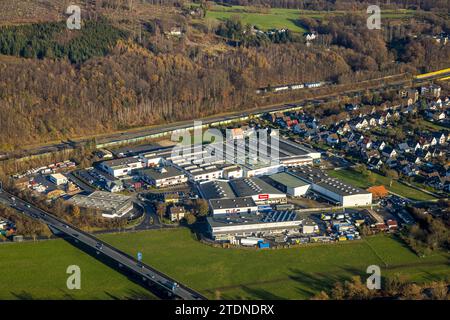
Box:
240;237;263;246
258;242;270;249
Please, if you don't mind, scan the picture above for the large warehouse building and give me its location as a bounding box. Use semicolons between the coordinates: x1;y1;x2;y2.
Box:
229;177;287;205
265;172;311;196
288;167;372;207
199;178;286;213
208;197;258;215
207;210;302;241
68;191;134;218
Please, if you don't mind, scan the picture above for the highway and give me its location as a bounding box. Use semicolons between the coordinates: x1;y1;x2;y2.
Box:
0;189;206;300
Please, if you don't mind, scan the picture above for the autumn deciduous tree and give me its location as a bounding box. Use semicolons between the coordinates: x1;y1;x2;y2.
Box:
194;199;209;217
184;212;197;225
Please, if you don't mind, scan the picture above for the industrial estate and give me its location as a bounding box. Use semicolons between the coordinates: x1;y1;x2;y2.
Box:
0;0;449;306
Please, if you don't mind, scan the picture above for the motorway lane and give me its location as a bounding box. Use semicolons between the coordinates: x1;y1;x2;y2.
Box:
0;190;205;300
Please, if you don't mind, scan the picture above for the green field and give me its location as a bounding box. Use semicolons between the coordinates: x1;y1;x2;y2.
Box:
100;229;449;299
205;4;415;33
0;240;153;300
2;229;448;299
328;168;436;201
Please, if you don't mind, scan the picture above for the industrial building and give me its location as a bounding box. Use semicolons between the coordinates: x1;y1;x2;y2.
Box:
68;191;134;218
266;172;311;196
99;156;144;177
209;197;258;215
207;210;302;241
138;166;187;188
200;177;287;205
288;167;372;207
49;173;68;186
198;180;237;199
229;177;287;204
102;134;320;184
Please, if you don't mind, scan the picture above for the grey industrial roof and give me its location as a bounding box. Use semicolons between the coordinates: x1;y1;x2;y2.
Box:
288;166;327;183
209;197;256;210
139;166;185;180
101;156;141;169
230;177;285;197
315;178;369;196
268;172;310;188
68;191;132;212
207;210;300;228
288;167;370;196
199;180;236;199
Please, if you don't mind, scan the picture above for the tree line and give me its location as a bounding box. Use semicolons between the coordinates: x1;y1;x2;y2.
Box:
0;19;127;64
0;7;448;151
313;275;449;300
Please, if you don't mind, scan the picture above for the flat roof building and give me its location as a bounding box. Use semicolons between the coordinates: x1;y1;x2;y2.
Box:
198;180;236;200
68;191;133;218
266;172;311;196
209;197;258;215
229;177;287;204
288;167;372;207
49;173;68;186
99;156;144;177
207;210;301;241
138;166;187;188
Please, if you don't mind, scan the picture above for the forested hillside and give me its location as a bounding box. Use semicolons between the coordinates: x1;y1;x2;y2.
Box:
0;0;449;151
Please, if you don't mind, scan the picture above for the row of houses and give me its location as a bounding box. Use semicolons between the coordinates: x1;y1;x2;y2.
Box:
265;89;450;192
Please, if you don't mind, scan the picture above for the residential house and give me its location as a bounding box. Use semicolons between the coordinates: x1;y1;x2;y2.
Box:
169;206;186;222
432;132;446;145
402;164;419;176
368;157;383;170
326;133;339;145
398;142;412;154
382;146;397;159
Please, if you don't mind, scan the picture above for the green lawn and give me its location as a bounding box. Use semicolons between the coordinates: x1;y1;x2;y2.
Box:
100;229;449;299
328;168;436;201
0;240;153;300
205;4;416;33
417;119;449;132
2;229;448;300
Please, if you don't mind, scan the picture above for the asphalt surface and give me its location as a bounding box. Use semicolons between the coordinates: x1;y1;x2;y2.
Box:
0;189;206;300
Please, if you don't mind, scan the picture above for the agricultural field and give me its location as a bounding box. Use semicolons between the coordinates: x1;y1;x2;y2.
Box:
328;168;436;201
100;229;449;299
2;229;448;300
205;4;416;33
0;239;153;300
